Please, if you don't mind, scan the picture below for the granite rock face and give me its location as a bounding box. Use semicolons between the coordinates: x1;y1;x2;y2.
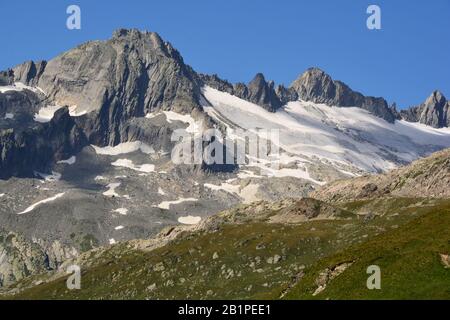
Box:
200;73;283;112
12;29;205;146
290;68;398;123
246;73;282;112
0;229;49;287
0;229;75;287
0;108;88;179
0;29;213;178
400;91;449;128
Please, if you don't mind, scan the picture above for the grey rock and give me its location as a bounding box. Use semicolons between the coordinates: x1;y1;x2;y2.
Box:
200;73;282;112
0;229;74;287
275;84;298;105
400;91;449;128
0;107;87;179
246;73;282;112
13;29;205;146
1;29;224;179
290;68;397;123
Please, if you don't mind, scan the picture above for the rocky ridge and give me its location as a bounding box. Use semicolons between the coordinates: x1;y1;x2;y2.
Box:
400;90;450;128
312;148;450;202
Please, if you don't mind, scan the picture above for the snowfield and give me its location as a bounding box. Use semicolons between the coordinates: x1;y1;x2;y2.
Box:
202;86;450;177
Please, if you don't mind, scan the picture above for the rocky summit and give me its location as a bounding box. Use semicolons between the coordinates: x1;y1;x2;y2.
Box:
400;90;450;128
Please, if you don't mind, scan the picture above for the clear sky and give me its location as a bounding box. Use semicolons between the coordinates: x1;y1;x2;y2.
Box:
0;0;449;108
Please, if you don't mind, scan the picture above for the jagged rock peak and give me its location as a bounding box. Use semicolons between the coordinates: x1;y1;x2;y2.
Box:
426;90;446;105
290;67;397;123
246;73;282;112
110;28;184;62
400;90;449;128
249;73;267;84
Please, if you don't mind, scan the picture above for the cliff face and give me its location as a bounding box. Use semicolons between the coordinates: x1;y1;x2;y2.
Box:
400;91;450;128
0;229;76;287
0;29;211;178
289;68;398;123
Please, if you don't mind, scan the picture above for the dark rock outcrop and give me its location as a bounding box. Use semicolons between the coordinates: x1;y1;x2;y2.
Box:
246;73;282;112
1;29;232;179
289;68;397;123
11;29;206;146
0;108;87;179
200;73;282;112
400;91;449;128
201;68;398;121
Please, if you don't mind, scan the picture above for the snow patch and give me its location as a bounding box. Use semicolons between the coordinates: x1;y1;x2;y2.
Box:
18;193;65;215
34;105;64;123
163;111;201;133
68;105;87;117
0;82;45;95
113;208;128;215
114;226;124;230
92;141;155;156
57;156;76;165
157;198;198;210
35;171;61;182
109;239;116;245
103;183;121;197
178;215;202;225
111;159;155;173
4;113;14;119
204;182;260;203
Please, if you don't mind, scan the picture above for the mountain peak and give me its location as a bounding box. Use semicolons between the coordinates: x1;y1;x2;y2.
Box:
301;67;328;77
250;73;266;84
427;90;446;105
400;90;449;128
289;67;396;123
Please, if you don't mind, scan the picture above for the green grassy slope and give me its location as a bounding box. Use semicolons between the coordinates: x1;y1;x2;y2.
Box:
285;201;450;299
4;198;449;300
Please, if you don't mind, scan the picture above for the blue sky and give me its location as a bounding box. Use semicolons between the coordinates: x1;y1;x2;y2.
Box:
0;0;449;108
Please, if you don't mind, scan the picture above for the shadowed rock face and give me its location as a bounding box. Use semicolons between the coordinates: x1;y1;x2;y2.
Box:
12;29;205;145
199;73;283;112
200;67;399;121
246;73;282;112
400;91;450;128
0;108;88;179
290;68;397;123
0;29;212;178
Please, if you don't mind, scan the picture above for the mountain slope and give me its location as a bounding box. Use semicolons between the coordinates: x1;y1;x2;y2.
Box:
1;29;450;293
2;148;450;299
285;201;450;299
202;86;450;177
3;196;449;300
313;148;450;202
